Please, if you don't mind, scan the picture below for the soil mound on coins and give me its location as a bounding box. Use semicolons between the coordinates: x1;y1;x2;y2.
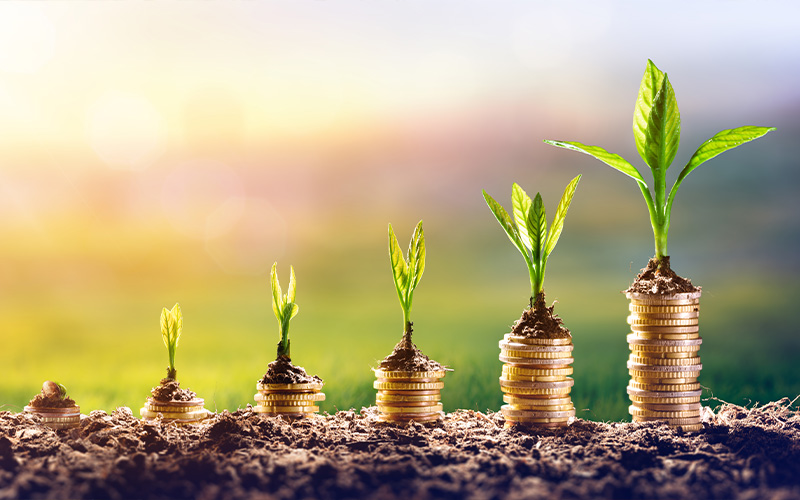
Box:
379;335;446;372
150;379;197;402
626;256;699;295
1;398;799;499
511;293;571;339
27;393;76;409
260;356;322;385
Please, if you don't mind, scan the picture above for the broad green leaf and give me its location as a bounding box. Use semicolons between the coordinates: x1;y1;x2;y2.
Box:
483;190;525;256
409;221;425;290
545;175;581;257
640;74;681;171
527;193;547;264
287;266;297;304
160;307;171;350
633;59;666;167
270;262;283;321
511;183;533;251
543;140;647;186
388;223;409;295
171;303;182;348
283;302;299;322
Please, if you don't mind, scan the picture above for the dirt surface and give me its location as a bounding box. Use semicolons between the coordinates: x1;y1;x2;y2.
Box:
379;333;446;372
511;292;571;339
150;379;197;403
626;256;699;295
26;393;76;409
1;398;798;500
260;357;323;385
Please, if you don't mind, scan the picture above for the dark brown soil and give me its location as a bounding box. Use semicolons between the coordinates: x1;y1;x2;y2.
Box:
379;334;446;372
26;393;76;409
511;292;571;339
150;378;197;402
260;356;323;385
1;398;799;499
626;256;700;295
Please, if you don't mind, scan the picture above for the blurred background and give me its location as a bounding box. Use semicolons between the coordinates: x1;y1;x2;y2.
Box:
1;1;798;421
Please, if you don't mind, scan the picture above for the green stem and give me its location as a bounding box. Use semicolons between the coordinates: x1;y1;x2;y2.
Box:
277;322;291;359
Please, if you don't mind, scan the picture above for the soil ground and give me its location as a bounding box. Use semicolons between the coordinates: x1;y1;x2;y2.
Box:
1;399;798;500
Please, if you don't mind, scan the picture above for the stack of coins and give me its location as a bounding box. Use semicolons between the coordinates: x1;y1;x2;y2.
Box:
254;381;325;418
626;291;703;432
373;369;446;423
140;398;209;424
499;334;575;428
24;405;81;430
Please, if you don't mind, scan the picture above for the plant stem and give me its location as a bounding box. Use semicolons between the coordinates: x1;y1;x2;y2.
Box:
166;367;177;380
277;322;291;359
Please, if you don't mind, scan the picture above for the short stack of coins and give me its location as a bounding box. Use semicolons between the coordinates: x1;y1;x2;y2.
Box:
140;398;209;424
24;405;81;430
254;381;325;418
499;334;575;428
373;369;446;423
626;291;703;432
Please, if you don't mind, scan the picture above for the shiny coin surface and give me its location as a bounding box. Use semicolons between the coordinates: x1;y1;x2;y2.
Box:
626;335;702;348
499;341;573;353
629;304;699;314
499;377;574;389
627;317;699;327
372;369;446;379
627;291;701;303
632;332;701;341
502;365;573;376
504;335;573;346
499;349;574;360
629;324;699;334
379;389;441;396
632;415;703;426
255;392;325;402
627;361;702;372
376;393;441;403
627;381;701;392
378;403;443;414
502;395;573;406
629;356;702;366
633;402;701;411
24;405;81;415
632;351;698;360
373;381;444;391
145;404;205;413
501;405;575;419
500;386;572;396
629;405;701;419
253;405;319;413
377;400;441;408
627;387;702;399
140;408;210;420
630;311;699;319
257;382;323;392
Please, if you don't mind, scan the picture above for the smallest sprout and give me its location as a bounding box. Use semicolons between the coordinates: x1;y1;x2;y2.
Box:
42;381;67;400
271;262;299;360
161;303;183;380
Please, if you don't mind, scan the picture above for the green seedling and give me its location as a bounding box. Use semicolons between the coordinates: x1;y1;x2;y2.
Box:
545;60;774;268
388;221;425;342
483;176;581;308
160;303;182;380
271;262;298;360
42;380;67;400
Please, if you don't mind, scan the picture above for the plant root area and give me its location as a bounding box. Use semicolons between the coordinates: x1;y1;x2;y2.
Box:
1;399;799;500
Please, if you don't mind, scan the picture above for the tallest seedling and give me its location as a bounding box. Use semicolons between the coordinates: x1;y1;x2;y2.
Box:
546;60;774;271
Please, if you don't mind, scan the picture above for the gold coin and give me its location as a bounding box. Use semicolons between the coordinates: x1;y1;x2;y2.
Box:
504;335;572;346
630;345;701;356
253;405;319;414
629;395;701;405
501;407;573;420
254;397;322;406
37;416;81;424
627;334;703;347
629;371;700;383
499;354;573;365
376;393;441;403
24;406;81;415
502;395;572;406
505;402;574;412
141;408;210;420
631;351;699;360
628;381;700;392
629;303;698;314
500;386;572;396
629;324;699;334
503;420;568;429
629;311;699;320
632;402;701;411
499;377;573;389
675;423;704;432
499;349;574;360
257;382;323;392
627;316;699;327
378;389;440;396
627;386;702;398
629;405;701;419
499;341;573;353
502;374;570;383
255;392;325;402
502;365;573;376
627;291;701;304
372;369;446;379
373;381;444;391
627;360;702;372
377;400;441;408
632;332;701;341
632;415;703;426
379;403;443;414
145;404;205;413
629;356;702;366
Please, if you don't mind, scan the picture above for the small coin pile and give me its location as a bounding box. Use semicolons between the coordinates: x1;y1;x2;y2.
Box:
140;398;209;424
24;405;81;430
499;334;575;428
374;369;446;423
626;291;703;432
254;381;325;418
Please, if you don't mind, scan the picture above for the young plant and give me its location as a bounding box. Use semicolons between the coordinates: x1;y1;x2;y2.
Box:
271;262;298;360
545;60;775;269
42;381;67;400
483;176;581;309
388;221;425;342
160;303;182;380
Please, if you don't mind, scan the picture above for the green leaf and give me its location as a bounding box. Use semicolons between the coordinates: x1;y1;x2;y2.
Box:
640;74;681;171
409;221;425;290
527;193;547;264
511;183;533;251
287;266;297;304
483;190;525;256
283;302;299;322
543;140;647;186
171;303;182;348
160;307;171;350
388;223;409;296
270;262;283;321
633;59;666;167
545;175;581;257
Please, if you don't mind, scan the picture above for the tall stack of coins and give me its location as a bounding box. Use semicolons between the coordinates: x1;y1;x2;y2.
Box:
140;398;209;424
626;291;703;432
499;334;575;428
254;381;325;418
373;369;446;423
24;405;81;430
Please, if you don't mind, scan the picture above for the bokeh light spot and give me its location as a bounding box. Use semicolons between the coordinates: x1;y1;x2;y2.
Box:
0;4;55;74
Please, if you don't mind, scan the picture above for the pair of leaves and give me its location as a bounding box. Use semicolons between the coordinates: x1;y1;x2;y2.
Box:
388;221;425;315
160;303;182;352
484;176;581;295
271;262;299;325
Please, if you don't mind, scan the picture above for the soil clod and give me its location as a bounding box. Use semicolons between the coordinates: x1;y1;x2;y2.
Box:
511;292;570;339
150;378;197;402
379;334;446;372
626;256;699;295
259;356;322;385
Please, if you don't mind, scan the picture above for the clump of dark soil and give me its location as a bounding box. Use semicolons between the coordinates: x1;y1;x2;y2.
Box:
260;356;322;385
379;333;446;372
511;292;570;339
150;378;197;402
1;398;799;499
626;256;700;295
27;393;76;409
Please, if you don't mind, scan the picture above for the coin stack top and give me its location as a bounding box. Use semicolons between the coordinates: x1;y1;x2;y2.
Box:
140;397;209;424
626;290;703;432
24;405;81;430
374;368;446;423
254;380;325;418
